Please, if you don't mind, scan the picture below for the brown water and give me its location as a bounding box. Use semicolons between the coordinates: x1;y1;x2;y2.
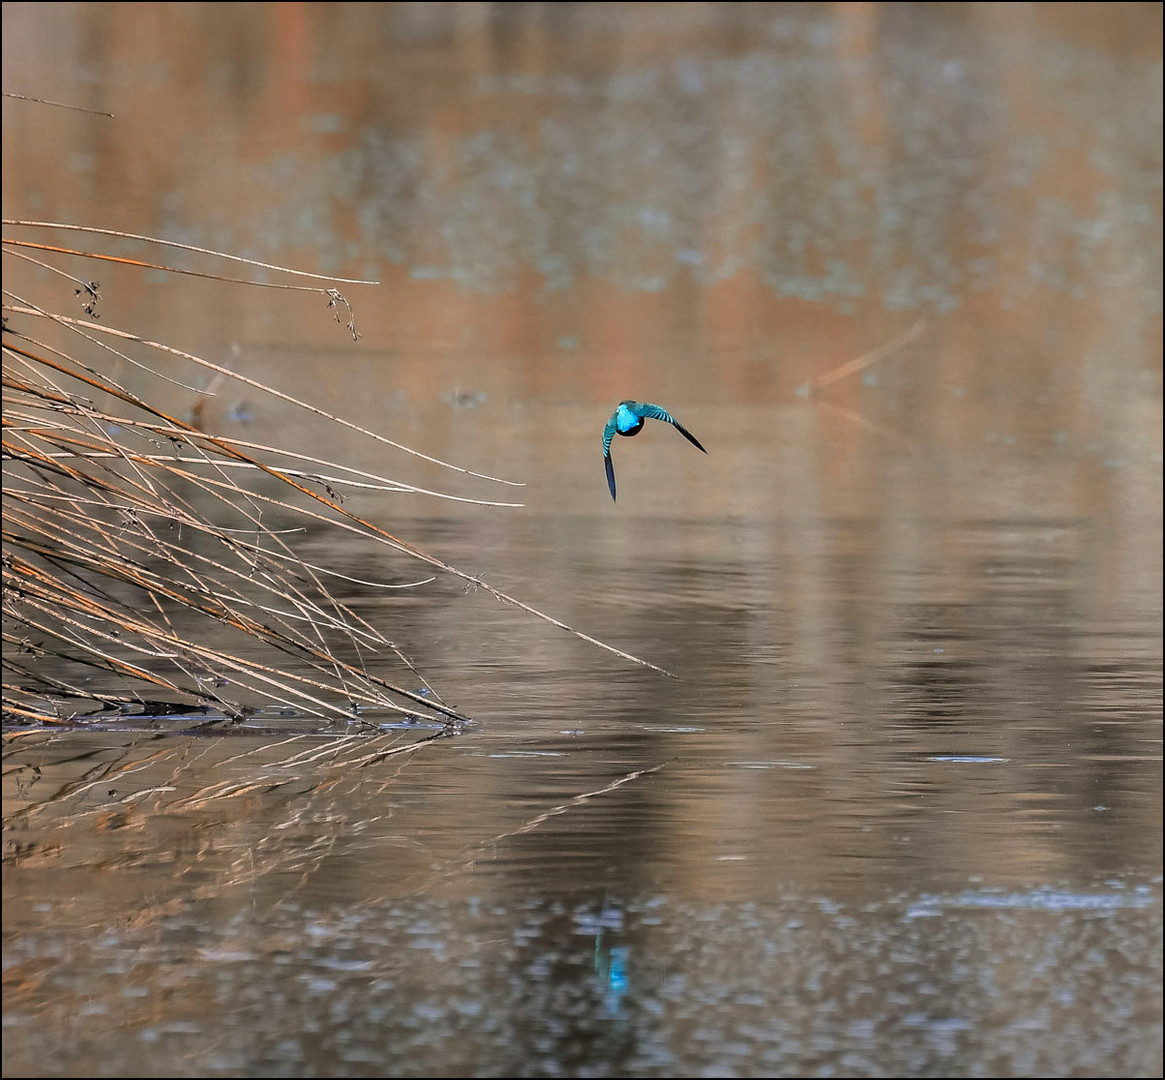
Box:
3;4;1162;1077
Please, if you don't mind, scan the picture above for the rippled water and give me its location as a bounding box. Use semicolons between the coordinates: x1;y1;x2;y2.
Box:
3;3;1161;1077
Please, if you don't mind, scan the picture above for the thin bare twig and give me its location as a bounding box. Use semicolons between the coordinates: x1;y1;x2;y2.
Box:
805;318;925;393
2;92;113;117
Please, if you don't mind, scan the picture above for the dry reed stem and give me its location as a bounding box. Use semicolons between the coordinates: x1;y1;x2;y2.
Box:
2;93;114;117
5;305;525;485
3;219;376;283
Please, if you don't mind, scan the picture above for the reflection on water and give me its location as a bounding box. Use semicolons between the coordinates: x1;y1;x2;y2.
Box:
2;2;1161;1077
4;888;1160;1078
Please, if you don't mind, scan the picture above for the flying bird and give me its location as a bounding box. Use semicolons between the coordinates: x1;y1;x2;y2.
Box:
602;400;706;501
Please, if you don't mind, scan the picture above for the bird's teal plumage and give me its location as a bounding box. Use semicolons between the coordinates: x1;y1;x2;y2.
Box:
602;400;706;501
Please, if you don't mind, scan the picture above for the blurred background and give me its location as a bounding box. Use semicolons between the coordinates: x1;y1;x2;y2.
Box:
3;3;1161;1076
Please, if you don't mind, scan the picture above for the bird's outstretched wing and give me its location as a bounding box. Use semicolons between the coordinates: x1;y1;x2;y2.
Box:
638;403;707;454
602;412;618;457
603;412;619;500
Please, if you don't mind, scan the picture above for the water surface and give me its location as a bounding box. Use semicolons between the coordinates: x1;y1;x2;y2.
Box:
3;3;1161;1076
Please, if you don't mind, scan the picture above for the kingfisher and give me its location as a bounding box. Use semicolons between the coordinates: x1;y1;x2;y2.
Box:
602;400;706;501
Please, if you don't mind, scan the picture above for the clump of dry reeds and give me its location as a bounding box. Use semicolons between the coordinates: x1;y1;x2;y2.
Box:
2;225;483;729
2;222;664;733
